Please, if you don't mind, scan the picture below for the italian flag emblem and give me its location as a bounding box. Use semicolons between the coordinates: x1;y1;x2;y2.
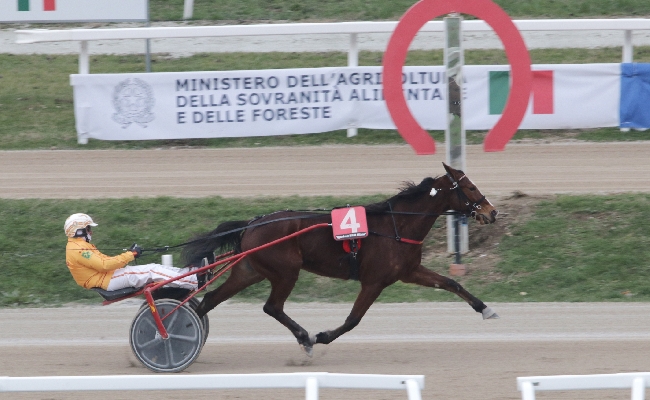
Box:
489;70;554;115
18;0;55;11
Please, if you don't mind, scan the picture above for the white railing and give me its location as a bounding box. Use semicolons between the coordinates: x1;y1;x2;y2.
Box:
518;372;650;400
0;372;424;400
15;19;650;72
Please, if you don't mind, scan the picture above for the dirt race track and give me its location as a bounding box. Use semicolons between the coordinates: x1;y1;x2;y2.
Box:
4;302;650;400
2;141;650;199
2;142;650;399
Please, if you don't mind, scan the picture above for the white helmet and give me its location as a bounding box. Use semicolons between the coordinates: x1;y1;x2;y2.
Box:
64;213;98;238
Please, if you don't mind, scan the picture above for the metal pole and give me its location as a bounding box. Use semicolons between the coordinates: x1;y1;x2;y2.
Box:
454;214;461;264
444;14;468;255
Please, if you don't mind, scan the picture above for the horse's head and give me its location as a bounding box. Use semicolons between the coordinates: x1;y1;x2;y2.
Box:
436;163;498;225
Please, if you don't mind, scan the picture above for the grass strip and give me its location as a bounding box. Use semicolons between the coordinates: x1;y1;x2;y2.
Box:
147;0;650;21
1;193;649;307
473;194;650;302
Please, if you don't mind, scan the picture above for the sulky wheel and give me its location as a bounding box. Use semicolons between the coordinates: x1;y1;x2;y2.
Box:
138;297;209;343
130;299;204;373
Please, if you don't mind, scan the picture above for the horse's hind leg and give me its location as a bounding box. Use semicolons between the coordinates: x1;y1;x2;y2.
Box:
313;283;385;346
401;264;499;319
262;275;316;355
195;259;264;319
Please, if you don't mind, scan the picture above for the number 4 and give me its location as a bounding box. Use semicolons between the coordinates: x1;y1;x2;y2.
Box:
340;208;361;233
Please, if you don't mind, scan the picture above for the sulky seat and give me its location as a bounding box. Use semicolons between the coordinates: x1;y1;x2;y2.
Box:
92;286;193;302
91;286;140;301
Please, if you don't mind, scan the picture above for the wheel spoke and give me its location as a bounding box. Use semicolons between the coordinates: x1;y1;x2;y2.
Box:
168;332;200;343
133;316;161;350
163;338;177;368
135;336;160;350
141;315;158;331
163;308;180;330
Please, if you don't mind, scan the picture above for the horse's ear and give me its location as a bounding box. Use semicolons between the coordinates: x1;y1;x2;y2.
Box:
442;162;453;174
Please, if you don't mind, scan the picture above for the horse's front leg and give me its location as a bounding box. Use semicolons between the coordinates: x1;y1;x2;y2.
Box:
313;283;384;346
401;264;499;319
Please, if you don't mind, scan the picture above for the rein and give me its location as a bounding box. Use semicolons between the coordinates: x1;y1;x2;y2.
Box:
144;174;484;253
144;214;327;253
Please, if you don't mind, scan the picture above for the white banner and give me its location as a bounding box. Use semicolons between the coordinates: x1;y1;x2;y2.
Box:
0;0;147;23
464;63;620;130
70;64;620;141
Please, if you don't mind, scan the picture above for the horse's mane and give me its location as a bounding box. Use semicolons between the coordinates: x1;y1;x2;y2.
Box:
365;176;440;213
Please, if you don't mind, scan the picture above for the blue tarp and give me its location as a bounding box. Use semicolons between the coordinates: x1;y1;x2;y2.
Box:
620;63;650;129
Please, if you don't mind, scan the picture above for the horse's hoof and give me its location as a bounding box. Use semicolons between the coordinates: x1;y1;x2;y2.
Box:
482;307;500;320
300;344;314;358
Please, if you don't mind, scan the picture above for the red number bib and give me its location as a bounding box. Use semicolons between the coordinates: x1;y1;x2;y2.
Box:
331;206;368;241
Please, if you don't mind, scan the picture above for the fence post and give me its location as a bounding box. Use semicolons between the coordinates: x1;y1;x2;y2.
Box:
623;29;633;63
520;381;536;400
305;377;319;400
405;379;422;400
632;377;645;400
183;0;194;19
347;33;359;138
77;40;90;145
620;29;633;133
79;40;89;75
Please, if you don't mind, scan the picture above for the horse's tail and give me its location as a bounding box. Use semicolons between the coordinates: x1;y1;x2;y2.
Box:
181;220;249;266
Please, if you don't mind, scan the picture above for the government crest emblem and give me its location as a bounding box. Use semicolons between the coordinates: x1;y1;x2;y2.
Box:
112;78;155;128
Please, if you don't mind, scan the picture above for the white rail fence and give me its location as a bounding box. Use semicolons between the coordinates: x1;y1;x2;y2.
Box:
16;19;650;72
0;372;424;400
518;372;650;400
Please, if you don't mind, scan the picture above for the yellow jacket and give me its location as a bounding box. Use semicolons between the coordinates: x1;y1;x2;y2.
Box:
66;237;135;289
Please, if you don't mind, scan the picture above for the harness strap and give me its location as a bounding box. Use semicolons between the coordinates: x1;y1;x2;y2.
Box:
381;200;428;245
342;239;361;281
369;230;423;245
397;237;424;245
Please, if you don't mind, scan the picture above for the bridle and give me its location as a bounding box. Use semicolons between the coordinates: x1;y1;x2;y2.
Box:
442;173;486;218
380;173;488;245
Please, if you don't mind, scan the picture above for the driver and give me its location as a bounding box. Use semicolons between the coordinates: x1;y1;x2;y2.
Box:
64;213;201;291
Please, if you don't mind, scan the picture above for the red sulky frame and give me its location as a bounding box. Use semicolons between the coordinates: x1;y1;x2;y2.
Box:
103;222;331;339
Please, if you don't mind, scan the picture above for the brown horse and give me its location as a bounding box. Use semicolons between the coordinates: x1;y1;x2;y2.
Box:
182;163;499;355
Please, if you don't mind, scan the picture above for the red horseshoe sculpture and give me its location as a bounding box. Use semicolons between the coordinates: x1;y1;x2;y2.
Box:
383;0;532;154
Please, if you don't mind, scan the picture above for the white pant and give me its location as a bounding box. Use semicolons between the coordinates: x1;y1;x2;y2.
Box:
106;263;197;291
